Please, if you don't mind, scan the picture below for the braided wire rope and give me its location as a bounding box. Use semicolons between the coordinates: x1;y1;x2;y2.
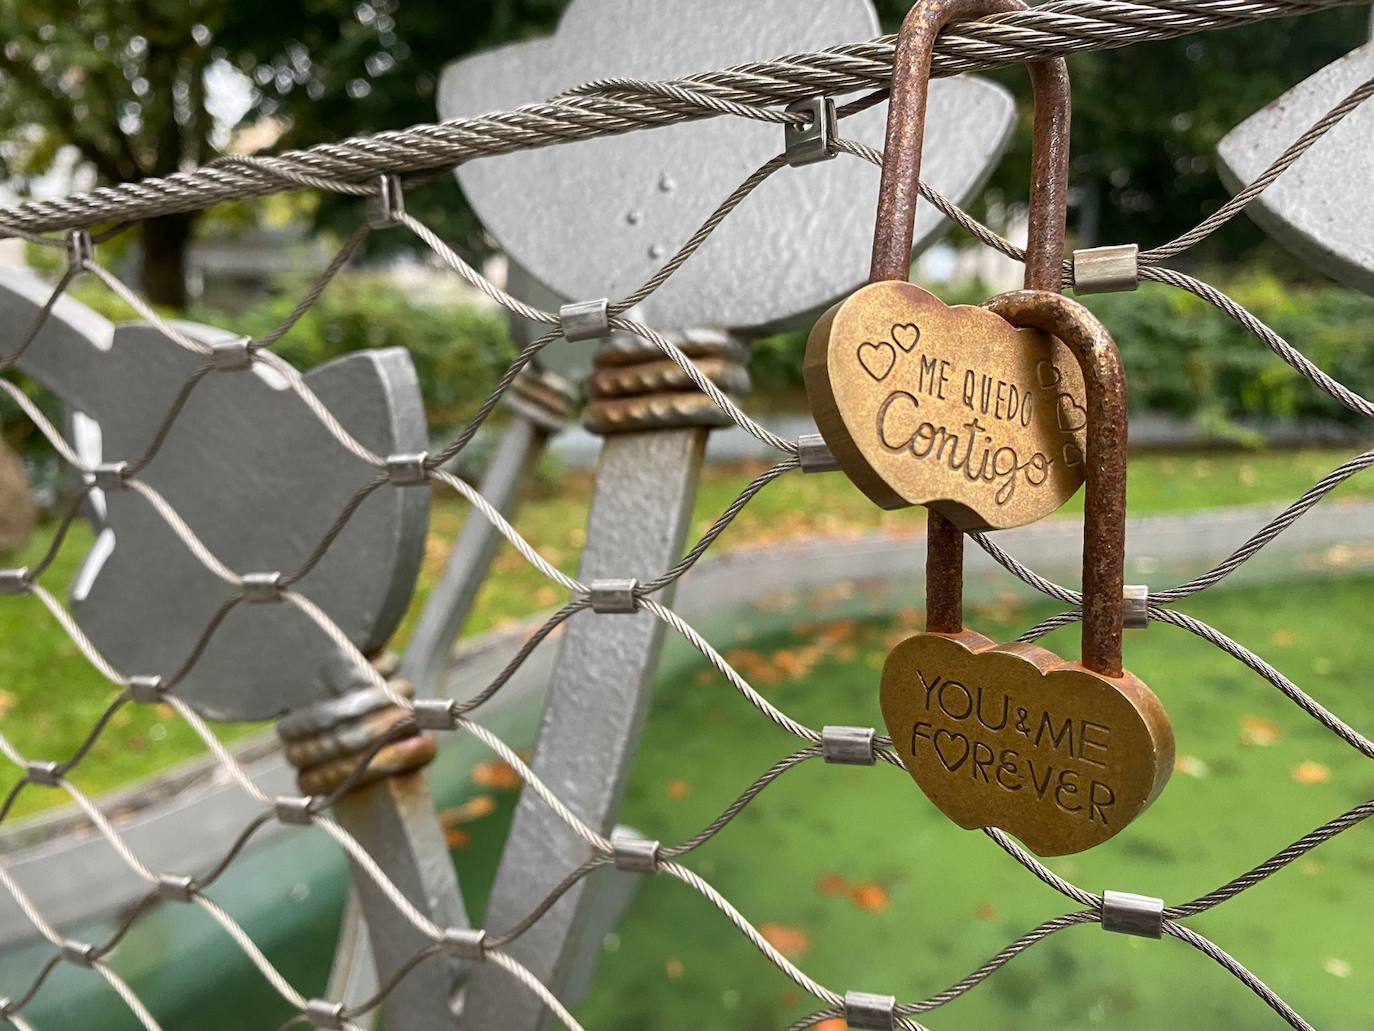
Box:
0;2;1371;1028
0;0;1359;235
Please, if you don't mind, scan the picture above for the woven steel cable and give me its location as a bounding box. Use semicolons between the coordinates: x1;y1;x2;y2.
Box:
971;446;1374;609
1141;265;1374;419
0;211;796;1031
639;598;823;743
1166;796;1374;918
0;265;77;373
2;6;1372;1027
0;0;1355;235
1163;922;1314;1031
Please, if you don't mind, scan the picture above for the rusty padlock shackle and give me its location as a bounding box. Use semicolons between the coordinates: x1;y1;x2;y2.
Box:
888;0;1074;639
985;291;1129;677
871;0;1071;293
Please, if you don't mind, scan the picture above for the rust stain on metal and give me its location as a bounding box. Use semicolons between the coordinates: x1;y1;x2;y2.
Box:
871;0;1069;289
983;290;1128;675
583;330;750;435
873;0;1071;631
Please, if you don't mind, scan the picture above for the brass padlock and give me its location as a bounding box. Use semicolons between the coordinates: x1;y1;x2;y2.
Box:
805;0;1087;531
882;291;1174;857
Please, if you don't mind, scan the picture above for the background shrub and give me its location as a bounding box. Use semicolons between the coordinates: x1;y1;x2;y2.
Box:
749;272;1374;438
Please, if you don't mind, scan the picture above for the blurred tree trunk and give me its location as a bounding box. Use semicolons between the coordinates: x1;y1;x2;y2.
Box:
141;213;195;310
0;436;36;553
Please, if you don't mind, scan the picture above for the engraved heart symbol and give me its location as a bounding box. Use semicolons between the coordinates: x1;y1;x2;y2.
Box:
880;629;1173;856
1035;359;1063;389
804;280;1089;530
1062;441;1083;468
934;729;969;771
891;323;920;352
1056;393;1088;433
857;340;897;382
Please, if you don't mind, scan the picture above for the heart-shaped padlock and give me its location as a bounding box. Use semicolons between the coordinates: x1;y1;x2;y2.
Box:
882;291;1173;857
804;0;1087;532
861;0;1172;857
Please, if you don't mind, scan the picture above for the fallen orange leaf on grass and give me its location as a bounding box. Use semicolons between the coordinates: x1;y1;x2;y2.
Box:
816;1020;847;1031
471;759;522;791
1175;754;1209;778
850;882;889;913
816;873;848;897
664;779;691;800
1239;714;1281;748
817;619;857;645
441;795;496;825
759;922;812;959
1292;761;1332;785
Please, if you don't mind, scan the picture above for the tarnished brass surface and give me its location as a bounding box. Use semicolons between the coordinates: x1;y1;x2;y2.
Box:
296;734;438;797
505;366;579;432
881;628;1173;856
280;673;437;797
880;291;1174;854
852;0;1074;625
805;281;1086;529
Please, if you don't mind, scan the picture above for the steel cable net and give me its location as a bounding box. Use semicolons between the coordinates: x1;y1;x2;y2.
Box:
0;1;1370;1028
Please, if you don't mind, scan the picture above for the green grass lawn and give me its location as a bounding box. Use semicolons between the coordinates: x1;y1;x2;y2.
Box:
1;446;1372;823
563;574;1374;1029
426;444;1374;639
5;540;1371;1030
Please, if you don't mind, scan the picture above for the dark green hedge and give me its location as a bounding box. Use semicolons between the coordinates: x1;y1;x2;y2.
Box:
6;270;1372;465
2;275;516;462
751;272;1374;438
210;278;517;431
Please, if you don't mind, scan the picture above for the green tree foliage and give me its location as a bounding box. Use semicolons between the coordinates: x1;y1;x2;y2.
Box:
752;270;1374;438
0;0;1364;310
871;1;1365;259
0;0;564;307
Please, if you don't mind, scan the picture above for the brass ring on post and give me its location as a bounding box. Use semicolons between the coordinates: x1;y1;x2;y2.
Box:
277;672;438;797
581;328;750;435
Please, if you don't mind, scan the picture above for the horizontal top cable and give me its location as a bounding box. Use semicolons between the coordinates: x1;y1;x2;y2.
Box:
0;0;1356;236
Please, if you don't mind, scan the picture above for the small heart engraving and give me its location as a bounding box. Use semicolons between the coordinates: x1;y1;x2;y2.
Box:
891;323;920;352
1062;441;1083;468
857;341;897;382
934;729;970;771
1056;393;1088;433
803;281;1089;529
1035;360;1063;389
